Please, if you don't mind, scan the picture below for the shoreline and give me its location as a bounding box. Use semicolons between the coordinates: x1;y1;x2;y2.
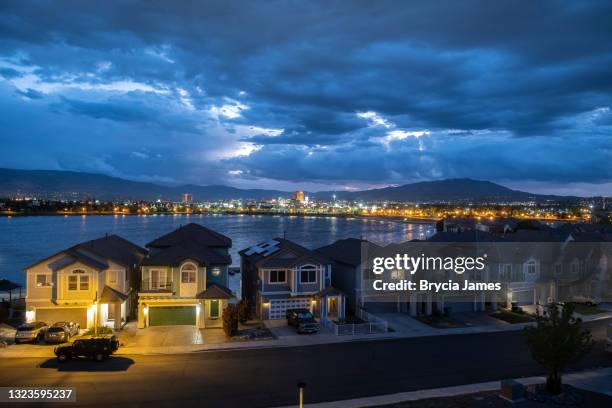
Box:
0;211;438;224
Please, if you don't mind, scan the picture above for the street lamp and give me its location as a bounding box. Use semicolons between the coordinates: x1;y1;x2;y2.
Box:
297;382;306;408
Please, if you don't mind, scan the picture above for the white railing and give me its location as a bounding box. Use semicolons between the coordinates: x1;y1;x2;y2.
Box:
320;309;389;336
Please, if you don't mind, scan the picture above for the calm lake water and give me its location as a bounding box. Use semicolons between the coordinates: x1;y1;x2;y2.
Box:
0;214;434;286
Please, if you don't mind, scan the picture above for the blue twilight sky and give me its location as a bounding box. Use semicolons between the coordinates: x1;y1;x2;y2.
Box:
0;1;611;196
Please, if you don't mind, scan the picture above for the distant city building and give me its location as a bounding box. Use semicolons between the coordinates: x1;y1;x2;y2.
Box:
293;190;305;203
182;193;193;203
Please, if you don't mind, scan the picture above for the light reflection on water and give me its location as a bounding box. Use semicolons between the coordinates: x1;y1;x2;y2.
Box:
0;214;434;284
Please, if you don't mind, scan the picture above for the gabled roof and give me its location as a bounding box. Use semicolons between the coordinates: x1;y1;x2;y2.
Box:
99;285;129;303
240;238;331;269
427;230;503;243
141;241;231;266
316;238;381;267
196;283;233;299
24;234;146;271
146;223;231;248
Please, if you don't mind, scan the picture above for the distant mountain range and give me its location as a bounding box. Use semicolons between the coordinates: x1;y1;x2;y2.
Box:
0;168;583;203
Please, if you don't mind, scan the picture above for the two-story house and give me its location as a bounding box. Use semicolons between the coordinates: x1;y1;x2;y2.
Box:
240;238;346;321
137;223;234;329
24;235;146;329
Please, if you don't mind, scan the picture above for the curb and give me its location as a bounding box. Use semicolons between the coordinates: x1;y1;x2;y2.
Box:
270;368;612;408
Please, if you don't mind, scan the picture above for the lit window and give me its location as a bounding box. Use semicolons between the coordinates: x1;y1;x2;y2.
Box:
181;263;197;283
36;274;52;287
68;276;78;291
80;276;89;291
269;270;286;283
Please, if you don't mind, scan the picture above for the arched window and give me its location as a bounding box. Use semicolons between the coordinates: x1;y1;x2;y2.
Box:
181;263;197;283
69;269;88;291
299;265;317;284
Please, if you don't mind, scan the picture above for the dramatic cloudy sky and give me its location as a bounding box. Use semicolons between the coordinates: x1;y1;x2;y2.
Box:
0;1;611;195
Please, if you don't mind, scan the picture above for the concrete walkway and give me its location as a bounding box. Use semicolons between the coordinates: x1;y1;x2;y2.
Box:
1;312;610;358
271;367;612;408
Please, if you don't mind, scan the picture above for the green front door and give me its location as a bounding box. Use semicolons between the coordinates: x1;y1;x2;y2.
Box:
210;300;219;318
149;306;196;326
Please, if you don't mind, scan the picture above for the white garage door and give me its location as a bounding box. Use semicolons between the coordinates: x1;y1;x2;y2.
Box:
269;298;312;320
512;289;534;305
36;308;88;328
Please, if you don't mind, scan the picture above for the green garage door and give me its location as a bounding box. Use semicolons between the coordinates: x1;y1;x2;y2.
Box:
149;306;196;326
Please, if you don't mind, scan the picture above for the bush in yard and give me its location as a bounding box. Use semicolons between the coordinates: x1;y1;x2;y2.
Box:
236;299;250;324
223;304;239;337
84;326;114;335
525;302;593;395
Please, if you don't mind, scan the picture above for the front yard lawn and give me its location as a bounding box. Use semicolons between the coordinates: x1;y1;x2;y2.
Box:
490;310;535;324
567;302;605;316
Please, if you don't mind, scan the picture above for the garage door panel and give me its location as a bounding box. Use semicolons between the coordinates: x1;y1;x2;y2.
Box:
269;299;311;320
36;308;88;328
149;306;196;326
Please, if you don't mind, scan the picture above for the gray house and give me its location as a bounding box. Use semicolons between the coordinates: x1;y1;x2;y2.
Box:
240;238;346;321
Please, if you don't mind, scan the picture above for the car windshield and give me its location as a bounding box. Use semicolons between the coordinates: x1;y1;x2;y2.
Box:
298;312;313;319
47;327;65;332
17;324;36;331
52;322;67;327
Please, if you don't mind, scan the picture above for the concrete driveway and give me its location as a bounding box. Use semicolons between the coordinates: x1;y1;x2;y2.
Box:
117;323;228;348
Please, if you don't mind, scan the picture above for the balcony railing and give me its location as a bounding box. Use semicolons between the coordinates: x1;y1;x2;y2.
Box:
140;280;173;292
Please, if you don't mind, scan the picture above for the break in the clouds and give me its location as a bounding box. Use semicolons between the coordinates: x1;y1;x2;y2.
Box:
0;1;611;196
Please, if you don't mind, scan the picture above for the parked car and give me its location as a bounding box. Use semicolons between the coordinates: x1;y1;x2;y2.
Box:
14;322;48;344
286;308;319;334
44;321;80;343
571;295;601;306
54;335;120;362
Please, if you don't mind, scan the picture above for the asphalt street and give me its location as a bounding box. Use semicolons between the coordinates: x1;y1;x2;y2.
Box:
1;319;611;408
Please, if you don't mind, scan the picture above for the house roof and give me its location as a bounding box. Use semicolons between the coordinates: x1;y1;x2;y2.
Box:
141;223;232;266
316;238;381;267
141;241;231;266
239;238;330;269
316;286;345;298
24;234;147;271
0;279;21;292
146;223;231;248
427;230;503;243
196;283;233;299
99;285;129;304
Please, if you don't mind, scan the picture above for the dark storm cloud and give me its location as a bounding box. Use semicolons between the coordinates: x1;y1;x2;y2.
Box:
0;0;611;194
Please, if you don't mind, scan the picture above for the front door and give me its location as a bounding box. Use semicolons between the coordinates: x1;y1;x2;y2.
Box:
180;264;197;298
209;300;219;319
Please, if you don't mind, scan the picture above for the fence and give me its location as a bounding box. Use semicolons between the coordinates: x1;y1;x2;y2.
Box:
321;308;388;336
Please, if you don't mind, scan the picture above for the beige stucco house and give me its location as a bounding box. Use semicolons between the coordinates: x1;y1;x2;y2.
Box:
24;235;146;329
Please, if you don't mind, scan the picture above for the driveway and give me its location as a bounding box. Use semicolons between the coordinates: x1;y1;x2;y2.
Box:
118;323;229;347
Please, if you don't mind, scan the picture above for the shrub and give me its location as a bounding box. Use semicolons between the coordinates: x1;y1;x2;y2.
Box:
237;300;250;324
84;326;114;335
223;304;239;337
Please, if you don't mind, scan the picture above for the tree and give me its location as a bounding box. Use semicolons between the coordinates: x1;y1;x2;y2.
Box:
236;299;250;324
222;304;239;337
525;303;593;395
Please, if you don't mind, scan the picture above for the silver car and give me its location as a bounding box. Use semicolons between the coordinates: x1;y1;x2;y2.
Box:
45;321;80;344
15;322;49;344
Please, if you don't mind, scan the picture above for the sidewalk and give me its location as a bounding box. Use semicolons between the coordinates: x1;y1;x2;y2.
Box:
1;312;610;358
271;367;612;408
